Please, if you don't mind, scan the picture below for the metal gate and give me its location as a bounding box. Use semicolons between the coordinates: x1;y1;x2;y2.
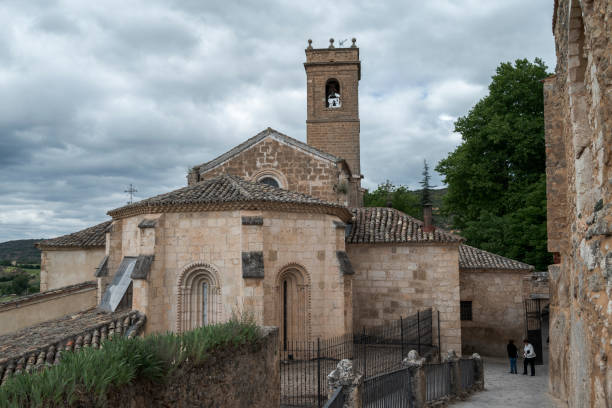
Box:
524;299;543;365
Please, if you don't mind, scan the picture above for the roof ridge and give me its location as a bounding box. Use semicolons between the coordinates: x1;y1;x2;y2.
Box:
224;174;253;200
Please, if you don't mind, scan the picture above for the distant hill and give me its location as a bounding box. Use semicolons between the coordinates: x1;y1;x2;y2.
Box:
0;239;42;264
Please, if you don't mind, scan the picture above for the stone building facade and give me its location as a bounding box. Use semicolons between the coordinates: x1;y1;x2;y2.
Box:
187;128;355;206
37;221;109;291
458;245;534;357
544;0;612;405
103;175;354;341
16;40;548;368
347;207;463;354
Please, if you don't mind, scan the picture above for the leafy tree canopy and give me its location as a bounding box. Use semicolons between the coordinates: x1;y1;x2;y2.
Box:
363;181;422;219
436;58;551;270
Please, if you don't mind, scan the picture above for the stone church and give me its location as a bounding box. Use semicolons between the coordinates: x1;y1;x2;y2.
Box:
4;40;543;369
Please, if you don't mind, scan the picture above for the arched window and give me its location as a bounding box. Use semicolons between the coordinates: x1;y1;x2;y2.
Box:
258;176;280;188
177;264;221;332
326;79;341;108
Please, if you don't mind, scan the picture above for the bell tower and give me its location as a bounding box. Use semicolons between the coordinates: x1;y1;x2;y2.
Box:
305;38;362;202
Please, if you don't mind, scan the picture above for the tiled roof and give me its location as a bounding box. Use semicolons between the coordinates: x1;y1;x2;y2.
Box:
459;245;534;271
0;281;96;310
0;309;145;383
346;207;463;244
108;174;352;221
37;221;111;249
194;127;344;174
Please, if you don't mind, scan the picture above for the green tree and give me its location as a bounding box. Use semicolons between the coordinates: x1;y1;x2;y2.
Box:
10;273;30;295
420;160;434;206
436;58;551;270
363;181;421;219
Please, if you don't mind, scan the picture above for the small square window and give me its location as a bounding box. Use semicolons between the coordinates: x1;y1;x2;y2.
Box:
460;301;472;321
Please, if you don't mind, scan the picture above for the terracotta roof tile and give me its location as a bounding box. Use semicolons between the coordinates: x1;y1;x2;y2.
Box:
0;309;145;382
347;207;463;244
108;174;351;220
36;221;111;249
459;244;534;271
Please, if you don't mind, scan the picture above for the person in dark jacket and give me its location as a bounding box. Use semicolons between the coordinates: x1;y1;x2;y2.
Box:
507;339;518;374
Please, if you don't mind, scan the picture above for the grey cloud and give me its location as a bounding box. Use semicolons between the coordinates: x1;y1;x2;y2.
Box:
0;0;555;241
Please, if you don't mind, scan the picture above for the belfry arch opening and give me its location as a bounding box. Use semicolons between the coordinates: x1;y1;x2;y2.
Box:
325;79;341;108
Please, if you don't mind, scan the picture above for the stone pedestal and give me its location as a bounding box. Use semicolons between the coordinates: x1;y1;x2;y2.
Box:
402;350;426;408
472;353;484;391
327;359;363;408
443;349;461;397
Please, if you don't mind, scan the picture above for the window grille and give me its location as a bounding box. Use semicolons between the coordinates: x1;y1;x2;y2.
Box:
460;301;472;321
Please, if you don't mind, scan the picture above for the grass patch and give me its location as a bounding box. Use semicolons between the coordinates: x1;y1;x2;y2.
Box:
0;318;260;408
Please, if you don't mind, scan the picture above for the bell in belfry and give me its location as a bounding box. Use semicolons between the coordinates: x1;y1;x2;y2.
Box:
327;85;341;108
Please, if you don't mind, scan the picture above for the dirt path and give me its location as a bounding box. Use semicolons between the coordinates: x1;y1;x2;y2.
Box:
451;357;565;408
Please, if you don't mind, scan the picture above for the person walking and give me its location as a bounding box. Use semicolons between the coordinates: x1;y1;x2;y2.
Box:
523;338;536;376
507;339;518;374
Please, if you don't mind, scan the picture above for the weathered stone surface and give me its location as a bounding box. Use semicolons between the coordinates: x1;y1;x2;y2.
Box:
242;251;264;278
131;255;154;280
327;359;362;408
545;1;612;405
241;216;263;225
336;251;354;275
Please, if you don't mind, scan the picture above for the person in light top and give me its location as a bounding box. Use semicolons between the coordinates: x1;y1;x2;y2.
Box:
522;339;536;376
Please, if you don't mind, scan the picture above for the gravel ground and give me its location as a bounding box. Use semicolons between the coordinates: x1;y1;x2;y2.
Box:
452;357;565;408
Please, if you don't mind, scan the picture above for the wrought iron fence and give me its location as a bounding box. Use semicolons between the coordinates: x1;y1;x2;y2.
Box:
460;358;475;390
280;309;437;408
322;387;345;408
425;362;451;401
362;367;413;408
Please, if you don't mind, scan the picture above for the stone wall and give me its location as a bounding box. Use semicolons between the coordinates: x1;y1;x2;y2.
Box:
305;47;361;177
112;210;350;340
459;269;526;357
195;136;351;206
0;282;97;335
347;243;461;354
545;0;612;405
40;248;105;291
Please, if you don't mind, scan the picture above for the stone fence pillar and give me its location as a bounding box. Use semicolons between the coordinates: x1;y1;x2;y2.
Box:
472;353;484;390
443;349;460;397
402;350;426;408
327;359;363;408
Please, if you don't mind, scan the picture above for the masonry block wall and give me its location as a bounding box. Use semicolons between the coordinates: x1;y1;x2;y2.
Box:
304;47;361;174
545;0;612;405
110;210;350;340
195;137;350;205
40;248;105;291
459;269;526;357
347;243;462;355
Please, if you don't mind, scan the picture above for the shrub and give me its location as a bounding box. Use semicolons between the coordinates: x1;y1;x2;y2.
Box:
0;318;260;407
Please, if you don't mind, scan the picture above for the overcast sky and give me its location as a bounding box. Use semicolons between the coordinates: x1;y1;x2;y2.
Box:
0;0;555;242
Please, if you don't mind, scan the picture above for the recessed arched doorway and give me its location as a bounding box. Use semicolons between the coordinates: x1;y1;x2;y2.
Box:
277;266;310;351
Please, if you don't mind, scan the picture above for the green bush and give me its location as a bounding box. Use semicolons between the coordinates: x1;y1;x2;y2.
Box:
0;318;260;407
